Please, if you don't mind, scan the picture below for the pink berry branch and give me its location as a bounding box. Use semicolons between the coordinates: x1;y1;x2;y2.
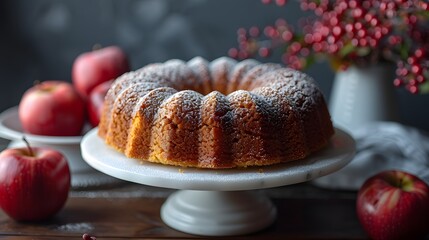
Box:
229;0;429;94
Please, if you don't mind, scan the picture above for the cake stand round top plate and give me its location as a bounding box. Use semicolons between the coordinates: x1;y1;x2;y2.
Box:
81;127;355;191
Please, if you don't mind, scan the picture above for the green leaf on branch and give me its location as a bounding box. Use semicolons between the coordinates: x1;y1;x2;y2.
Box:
302;55;316;69
356;47;371;57
339;42;355;57
419;81;429;94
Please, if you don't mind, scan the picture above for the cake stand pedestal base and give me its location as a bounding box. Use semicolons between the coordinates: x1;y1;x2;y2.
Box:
161;190;276;236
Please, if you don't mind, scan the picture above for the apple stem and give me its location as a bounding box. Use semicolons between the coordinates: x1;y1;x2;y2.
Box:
33;80;41;86
22;136;34;156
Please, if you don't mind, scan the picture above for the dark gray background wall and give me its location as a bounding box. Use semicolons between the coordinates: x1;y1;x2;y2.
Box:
1;0;428;131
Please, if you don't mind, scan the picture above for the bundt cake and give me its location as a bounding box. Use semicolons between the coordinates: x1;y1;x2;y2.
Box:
98;56;334;169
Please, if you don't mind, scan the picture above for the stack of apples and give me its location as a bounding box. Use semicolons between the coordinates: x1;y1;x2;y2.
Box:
19;45;130;136
73;45;130;128
0;46;130;221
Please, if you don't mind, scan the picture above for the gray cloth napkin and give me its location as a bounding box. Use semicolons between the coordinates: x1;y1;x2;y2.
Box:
313;121;429;190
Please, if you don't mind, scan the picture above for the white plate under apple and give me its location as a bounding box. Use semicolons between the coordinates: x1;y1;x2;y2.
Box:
0;107;119;189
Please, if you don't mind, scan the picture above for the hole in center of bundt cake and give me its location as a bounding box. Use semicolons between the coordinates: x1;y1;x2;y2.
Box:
182;56;283;96
174;71;261;96
176;80;251;96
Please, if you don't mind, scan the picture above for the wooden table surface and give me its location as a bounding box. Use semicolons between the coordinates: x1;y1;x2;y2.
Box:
0;180;371;240
0;133;426;240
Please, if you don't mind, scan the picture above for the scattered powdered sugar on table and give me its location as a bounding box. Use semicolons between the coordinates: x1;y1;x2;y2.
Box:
56;222;94;232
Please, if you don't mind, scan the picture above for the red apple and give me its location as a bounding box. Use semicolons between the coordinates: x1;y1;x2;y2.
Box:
87;80;113;127
356;170;429;240
72;45;130;99
0;142;70;221
19;81;86;136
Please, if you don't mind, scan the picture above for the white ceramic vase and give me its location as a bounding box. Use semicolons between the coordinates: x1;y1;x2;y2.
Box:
314;63;400;190
329;63;398;136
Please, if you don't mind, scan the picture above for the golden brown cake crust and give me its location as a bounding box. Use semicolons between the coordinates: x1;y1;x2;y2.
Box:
98;57;334;169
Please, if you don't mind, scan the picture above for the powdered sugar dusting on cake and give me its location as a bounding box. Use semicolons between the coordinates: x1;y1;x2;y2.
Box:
209;57;237;94
106;82;164;150
228;58;260;94
253;68;323;110
114;83;164;118
238;63;282;90
159;90;204;124
101;78;162;126
132;87;178;119
99;71;159;137
159;59;198;91
187;56;212;94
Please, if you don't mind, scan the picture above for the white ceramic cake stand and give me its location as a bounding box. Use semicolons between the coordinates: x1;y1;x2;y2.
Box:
81;127;355;236
0;107;120;189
